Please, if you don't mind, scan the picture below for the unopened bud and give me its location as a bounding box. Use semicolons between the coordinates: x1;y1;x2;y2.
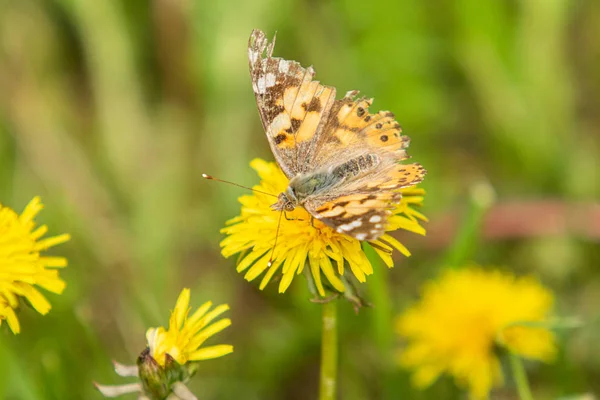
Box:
137;348;168;399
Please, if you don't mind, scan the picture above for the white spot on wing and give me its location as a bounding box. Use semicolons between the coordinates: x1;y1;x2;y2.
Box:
248;49;258;65
339;224;353;232
369;215;382;223
256;76;266;94
351;220;362;228
279;59;290;74
269;113;291;134
265;73;276;88
355;233;367;241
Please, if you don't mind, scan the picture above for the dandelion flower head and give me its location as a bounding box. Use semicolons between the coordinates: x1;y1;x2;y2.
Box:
146;288;233;367
220;158;427;296
396;266;557;399
0;197;70;334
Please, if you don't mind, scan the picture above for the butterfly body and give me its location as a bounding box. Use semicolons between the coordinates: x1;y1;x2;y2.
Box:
249;30;426;241
272;154;381;211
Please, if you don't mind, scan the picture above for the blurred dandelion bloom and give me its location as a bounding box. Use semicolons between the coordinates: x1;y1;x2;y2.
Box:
96;288;233;399
220;159;427;296
396;267;556;399
0;196;70;334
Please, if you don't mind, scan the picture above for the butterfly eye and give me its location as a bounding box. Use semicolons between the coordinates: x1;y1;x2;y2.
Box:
285;186;299;202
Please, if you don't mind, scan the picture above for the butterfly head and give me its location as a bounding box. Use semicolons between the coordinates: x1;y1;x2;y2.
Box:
271;187;297;212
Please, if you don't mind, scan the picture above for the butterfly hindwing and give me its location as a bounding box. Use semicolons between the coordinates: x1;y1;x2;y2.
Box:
305;192;401;241
304;162;426;240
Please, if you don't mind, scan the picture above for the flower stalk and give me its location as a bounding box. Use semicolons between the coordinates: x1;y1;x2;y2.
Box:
319;301;338;400
509;352;534;400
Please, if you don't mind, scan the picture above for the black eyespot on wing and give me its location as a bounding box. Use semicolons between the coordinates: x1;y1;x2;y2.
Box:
285;118;302;133
274;133;287;144
303;97;322;112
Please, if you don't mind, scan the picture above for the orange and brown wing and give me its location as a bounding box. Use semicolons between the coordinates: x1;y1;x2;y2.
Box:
363;163;427;191
304;163;426;241
248;30;336;178
310;91;411;168
306;192;401;241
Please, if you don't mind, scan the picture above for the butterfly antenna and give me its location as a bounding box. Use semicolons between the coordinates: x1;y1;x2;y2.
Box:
267;210;284;267
202;174;277;197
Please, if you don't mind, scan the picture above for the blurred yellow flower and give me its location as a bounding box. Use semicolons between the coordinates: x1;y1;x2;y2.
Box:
220;159;427;296
396;267;556;399
0;196;70;334
146;288;233;367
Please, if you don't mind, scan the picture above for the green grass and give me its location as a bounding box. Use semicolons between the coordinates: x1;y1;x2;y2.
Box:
0;0;599;398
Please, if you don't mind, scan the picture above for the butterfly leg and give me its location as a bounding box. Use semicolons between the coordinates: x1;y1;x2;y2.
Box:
310;293;340;304
284;212;305;222
340;274;372;314
310;216;322;233
368;241;393;255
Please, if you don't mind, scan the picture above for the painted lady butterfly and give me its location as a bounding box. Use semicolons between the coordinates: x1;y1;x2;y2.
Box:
248;30;426;241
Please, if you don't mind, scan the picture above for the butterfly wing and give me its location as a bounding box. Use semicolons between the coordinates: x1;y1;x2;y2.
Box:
248;30;337;178
310;91;411;169
304;163;426;240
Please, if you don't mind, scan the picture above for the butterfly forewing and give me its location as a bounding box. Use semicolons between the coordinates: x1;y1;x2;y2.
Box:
248;30;336;178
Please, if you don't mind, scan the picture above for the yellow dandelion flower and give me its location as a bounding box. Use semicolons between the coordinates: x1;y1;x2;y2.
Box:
220;158;427;296
396;267;557;399
0;196;70;334
96;288;233;399
146;288;233;367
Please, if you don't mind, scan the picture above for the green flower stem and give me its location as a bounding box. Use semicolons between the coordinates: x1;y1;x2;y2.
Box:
364;244;393;353
443;182;495;268
364;244;396;397
319;301;338;400
509;352;534;400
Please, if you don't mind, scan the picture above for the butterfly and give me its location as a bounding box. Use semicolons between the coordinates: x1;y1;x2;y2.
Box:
248;29;426;241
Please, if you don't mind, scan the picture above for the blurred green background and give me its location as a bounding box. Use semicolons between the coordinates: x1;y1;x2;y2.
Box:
1;0;599;399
